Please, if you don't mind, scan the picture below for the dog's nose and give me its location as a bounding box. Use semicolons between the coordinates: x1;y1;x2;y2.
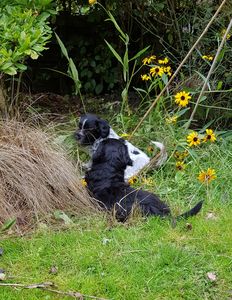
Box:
74;132;82;140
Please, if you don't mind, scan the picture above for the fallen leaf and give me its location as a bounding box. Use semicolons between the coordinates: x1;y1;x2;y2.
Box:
102;238;111;245
185;223;192;230
207;272;217;282
0;269;6;281
205;212;217;220
49;266;58;274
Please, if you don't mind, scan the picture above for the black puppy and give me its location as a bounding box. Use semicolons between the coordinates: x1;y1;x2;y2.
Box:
75;113;167;180
85;138;203;221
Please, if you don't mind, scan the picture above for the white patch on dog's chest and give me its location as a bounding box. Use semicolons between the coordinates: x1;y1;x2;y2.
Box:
108;129;150;180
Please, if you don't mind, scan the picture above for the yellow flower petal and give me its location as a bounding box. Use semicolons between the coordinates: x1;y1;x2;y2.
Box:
176;161;186;171
81;178;87;187
166;115;177;124
203;129;216;143
150;66;164;77
128;176;138;185
198;168;216;184
187;131;201;147
174;91;191;107
89;0;97;5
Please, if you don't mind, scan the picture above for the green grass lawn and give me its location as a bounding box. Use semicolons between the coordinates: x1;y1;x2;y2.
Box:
1;117;232;300
1;211;232;300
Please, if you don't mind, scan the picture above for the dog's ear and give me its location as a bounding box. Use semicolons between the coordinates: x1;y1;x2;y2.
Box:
119;142;133;167
92;143;105;163
97;119;110;138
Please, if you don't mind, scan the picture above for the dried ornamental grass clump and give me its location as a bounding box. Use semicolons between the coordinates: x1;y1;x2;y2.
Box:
0;120;97;229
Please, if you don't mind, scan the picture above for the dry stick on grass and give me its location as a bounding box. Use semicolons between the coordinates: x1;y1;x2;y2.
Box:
129;0;227;139
185;17;232;129
0;282;110;300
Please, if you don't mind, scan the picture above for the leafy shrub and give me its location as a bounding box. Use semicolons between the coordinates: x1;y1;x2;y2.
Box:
78;41;118;94
0;1;55;76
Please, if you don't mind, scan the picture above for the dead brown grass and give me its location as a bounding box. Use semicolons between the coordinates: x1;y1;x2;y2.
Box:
0;120;97;229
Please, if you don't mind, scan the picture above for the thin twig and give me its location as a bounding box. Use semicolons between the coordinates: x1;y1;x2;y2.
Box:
129;0;227;139
0;282;110;300
185;17;232;129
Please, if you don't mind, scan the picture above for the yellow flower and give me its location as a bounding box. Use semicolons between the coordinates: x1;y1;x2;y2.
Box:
142;57;149;65
147;146;154;153
158;57;169;64
174;150;189;160
163;66;172;76
203;129;216;143
202;55;213;61
147;55;156;63
187;131;201;147
128;176;138;185
150;66;164;77
166;115;177;124
142;55;156;65
176;161;186;171
81;178;87;187
221;29;231;40
120;133;130;138
198;168;216;184
174;91;191;107
141;74;151;81
89;0;97;5
142;177;153;186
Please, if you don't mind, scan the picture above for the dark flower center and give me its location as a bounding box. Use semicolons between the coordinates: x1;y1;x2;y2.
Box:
207;135;211;139
181;96;185;100
193;137;198;142
155;68;159;72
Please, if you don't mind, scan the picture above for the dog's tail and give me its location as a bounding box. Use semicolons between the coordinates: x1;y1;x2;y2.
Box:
150;141;168;168
176;200;203;221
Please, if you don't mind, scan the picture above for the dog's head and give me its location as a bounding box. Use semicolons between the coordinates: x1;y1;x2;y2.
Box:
92;138;133;169
75;114;110;145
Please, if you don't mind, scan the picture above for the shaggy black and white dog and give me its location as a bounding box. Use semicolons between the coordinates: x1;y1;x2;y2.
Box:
75;113;167;180
85;138;203;221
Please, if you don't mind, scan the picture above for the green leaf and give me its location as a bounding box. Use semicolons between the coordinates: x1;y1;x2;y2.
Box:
217;81;223;90
121;87;128;103
195;70;211;90
106;11;126;40
161;73;168;85
1;62;13;70
130;46;150;61
95;83;103;94
69;58;79;82
199;95;207;103
199;120;215;133
90;60;96;68
15;63;27;71
105;40;123;65
55;32;69;61
133;87;147;94
176;107;190;117
123;51;129;82
1;218;16;232
4;67;17;75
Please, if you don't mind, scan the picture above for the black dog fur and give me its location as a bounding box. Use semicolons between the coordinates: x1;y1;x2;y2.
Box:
85;138;203;221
